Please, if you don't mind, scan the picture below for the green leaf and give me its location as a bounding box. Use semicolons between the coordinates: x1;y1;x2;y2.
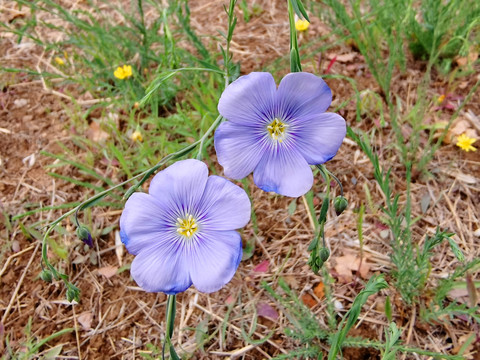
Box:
385;296;392;323
290;0;310;22
290;48;302;72
448;238;465;262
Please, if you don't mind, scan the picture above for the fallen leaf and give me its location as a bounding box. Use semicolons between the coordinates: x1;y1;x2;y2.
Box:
334;253;371;283
420;192;431;213
448;288;469;301
444;119;478;144
442;169;478;185
77;312;93;330
253;259;269;273
86;121;109;143
283;275;300;289
257;303;279;320
455;47;478;67
313;282;325;299
98;266;118;278
301;293;317;308
44;345;63;360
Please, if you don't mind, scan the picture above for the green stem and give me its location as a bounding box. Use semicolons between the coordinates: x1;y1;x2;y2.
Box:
163;294;178;360
287;0;302;72
325;168;343;197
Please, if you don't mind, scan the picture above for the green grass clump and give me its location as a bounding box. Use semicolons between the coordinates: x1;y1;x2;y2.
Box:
262;275;464;359
311;0;479;175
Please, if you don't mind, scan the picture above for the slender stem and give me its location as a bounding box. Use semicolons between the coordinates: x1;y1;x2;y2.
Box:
287;0;298;51
325;168;344;197
162;294;177;360
287;0;301;72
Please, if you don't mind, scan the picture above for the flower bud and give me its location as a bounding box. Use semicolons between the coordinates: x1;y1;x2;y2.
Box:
334;196;348;216
66;285;80;302
40;270;53;283
319;247;330;262
76;225;93;248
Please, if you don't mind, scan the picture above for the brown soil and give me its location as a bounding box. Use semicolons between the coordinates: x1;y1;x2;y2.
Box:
1;0;480;359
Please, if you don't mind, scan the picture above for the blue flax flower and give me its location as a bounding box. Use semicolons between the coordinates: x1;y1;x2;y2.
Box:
120;159;251;294
215;72;346;197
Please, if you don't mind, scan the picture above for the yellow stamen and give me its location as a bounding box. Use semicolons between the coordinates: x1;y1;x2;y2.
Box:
176;214;199;238
267;118;288;142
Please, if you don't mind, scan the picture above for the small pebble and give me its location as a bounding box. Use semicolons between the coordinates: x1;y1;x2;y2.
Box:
12;240;20;253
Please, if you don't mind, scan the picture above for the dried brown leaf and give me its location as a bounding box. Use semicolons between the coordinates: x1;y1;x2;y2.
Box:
301;293;317;308
77;312;93;330
98;265;118;279
334;253;371;283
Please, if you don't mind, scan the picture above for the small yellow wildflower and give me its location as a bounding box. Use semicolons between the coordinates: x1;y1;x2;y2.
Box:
456;133;477;152
54;57;65;66
295;19;310;32
131;130;143;142
114;65;133;80
437;94;446;104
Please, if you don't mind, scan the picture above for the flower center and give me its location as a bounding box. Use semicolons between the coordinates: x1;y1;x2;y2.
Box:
176;214;199;238
267;118;288;142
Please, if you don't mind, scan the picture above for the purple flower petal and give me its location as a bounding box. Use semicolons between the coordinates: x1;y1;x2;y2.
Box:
253;147;313;197
214;121;266;179
149;159;208;214
189;230;242;293
120;193;171;255
130;238;192;294
294;113;346;164
197;175;251;231
218;72;276;125
276;72;332;121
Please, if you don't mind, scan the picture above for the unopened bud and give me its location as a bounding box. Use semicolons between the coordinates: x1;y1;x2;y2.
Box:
334;196;348;216
40;270;53;283
76;226;93;248
319;247;330;262
66;285;80;302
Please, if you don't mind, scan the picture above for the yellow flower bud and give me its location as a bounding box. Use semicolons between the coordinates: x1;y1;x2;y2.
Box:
295;19;310;32
131;130;143;142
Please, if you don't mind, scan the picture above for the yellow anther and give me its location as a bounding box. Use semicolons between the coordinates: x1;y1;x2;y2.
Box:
176;214;199;238
267;118;288;142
